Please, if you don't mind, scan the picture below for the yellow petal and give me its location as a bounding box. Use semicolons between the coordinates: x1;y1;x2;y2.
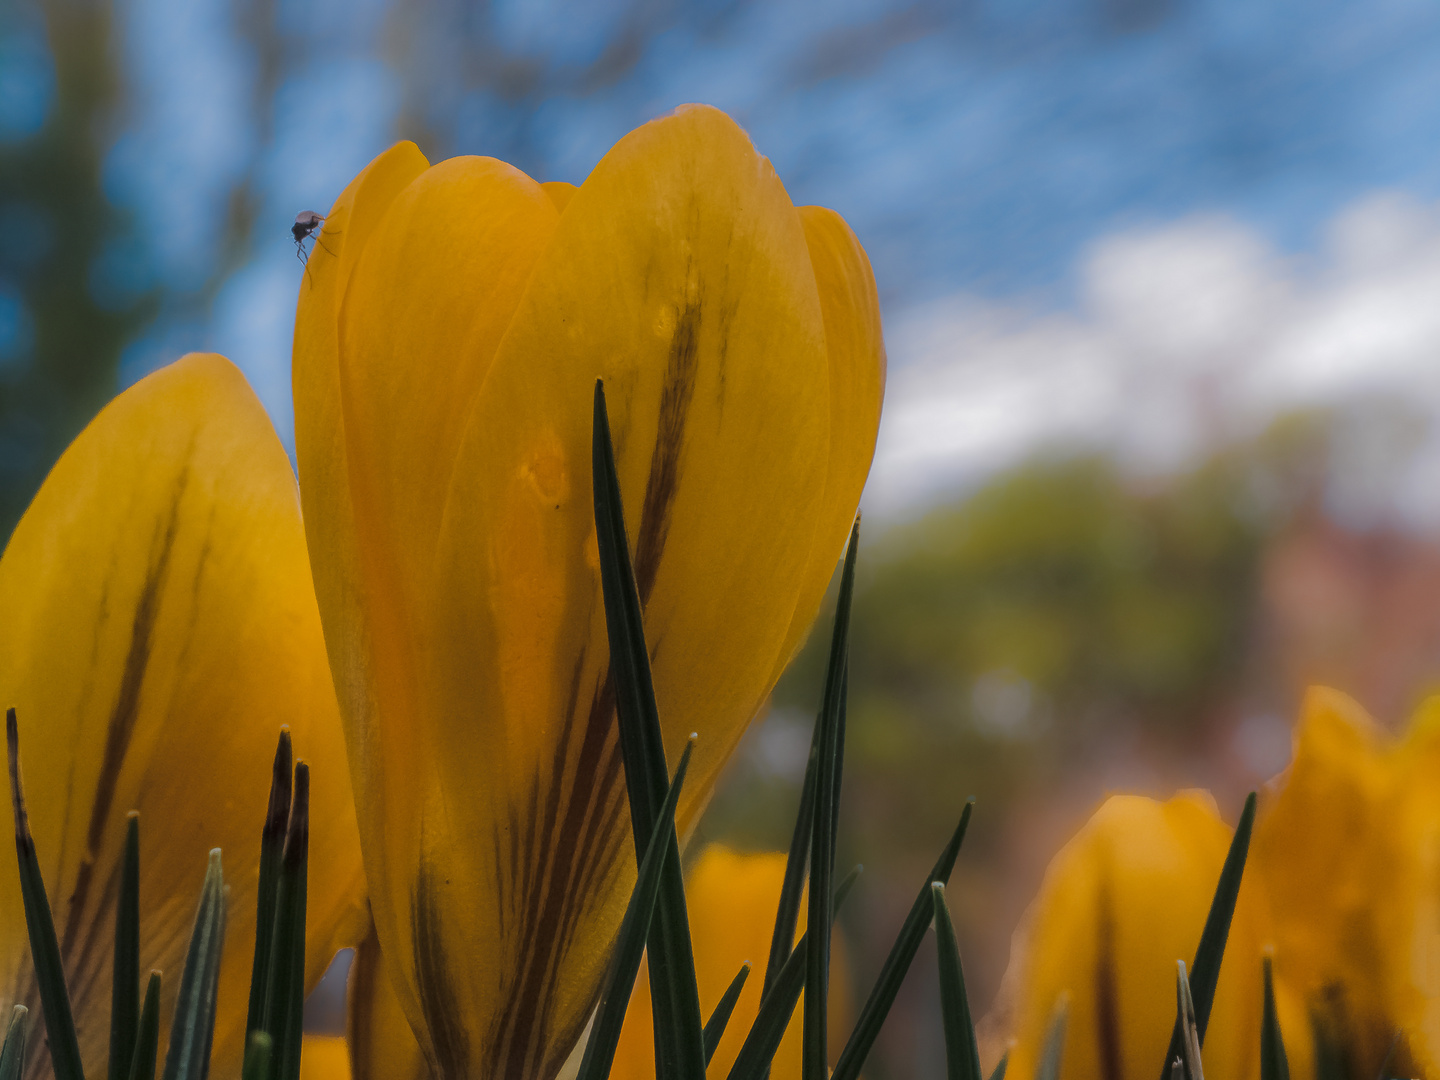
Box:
0;354;365;1075
292;139;429;775
347;920;432;1080
543;180;578;212
1373;694;1440;1076
327;104;842;1079
763;206;885;685
1245;687;1399;1077
301;1037;353;1080
1003;793;1262;1080
610;846;853;1080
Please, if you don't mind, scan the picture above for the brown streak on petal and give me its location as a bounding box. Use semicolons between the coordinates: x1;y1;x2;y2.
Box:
634;298;700;607
413;863;470;1079
60;466;187;959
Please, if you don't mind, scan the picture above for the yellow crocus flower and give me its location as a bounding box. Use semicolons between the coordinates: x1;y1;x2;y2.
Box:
1243;688;1399;1080
1001;793;1263;1080
608;846;853;1080
0;354;366;1075
292;104;884;1080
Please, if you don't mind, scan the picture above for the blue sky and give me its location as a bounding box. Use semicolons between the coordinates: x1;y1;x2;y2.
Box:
7;0;1440;506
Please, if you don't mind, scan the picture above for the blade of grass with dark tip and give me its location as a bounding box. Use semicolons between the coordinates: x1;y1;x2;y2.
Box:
704;964;751;1066
1035;998;1069;1080
0;1005;27;1080
259;762;309;1080
832;799;974;1080
932;883;980;1080
127;973;161;1080
575;739;694;1080
593;382;705;1080
763;718;820;999
241;1035;272;1080
7;709;83;1080
987;1051;1009;1080
110;813;141;1080
1159;792;1256;1080
161;850;226;1080
805;524;859;1080
1261;957;1289;1080
1175;963;1204;1080
247;730;292;1039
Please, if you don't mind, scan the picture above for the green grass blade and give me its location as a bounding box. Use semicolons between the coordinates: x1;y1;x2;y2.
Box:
1175;962;1204;1080
575;739;694;1080
986;1050;1009;1080
241;1035;272;1080
704;964;751;1066
127;973;161;1080
0;1005;28;1080
592;382;705;1080
727;933;807;1080
832;799;974;1080
246;730;292;1039
805;524;859;1080
932;883;981;1080
258;762;309;1080
110;813;142;1080
1035;998;1069;1080
7;709;84;1080
161;850;227;1080
1158;792;1256;1080
1261;956;1289;1080
763;715;820;999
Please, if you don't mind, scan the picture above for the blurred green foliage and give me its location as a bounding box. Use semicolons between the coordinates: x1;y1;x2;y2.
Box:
0;2;153;539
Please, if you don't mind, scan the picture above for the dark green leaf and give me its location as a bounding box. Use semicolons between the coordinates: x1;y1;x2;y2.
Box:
1175;962;1203;1080
832;799;974;1080
1159;793;1256;1079
806;524;859;1080
1260;956;1289;1080
241;1035;272;1080
7;708;84;1080
592;382;705;1080
986;1050;1009;1080
161;849;227;1080
127;973;161;1080
111;813;141;1080
1035;998;1069;1080
0;1005;28;1080
575;739;694;1080
247;730;292;1040
258;762;309;1080
763;715;821;999
704;964;751;1066
726;858;865;1080
728;932;807;1080
932;883;980;1080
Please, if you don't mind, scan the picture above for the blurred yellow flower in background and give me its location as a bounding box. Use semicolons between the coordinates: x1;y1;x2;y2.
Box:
0;354;366;1076
998;793;1262;1080
608;846;853;1080
292;104;884;1080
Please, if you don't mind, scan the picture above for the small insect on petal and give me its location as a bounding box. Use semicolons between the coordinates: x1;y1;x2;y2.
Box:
292;211;326;264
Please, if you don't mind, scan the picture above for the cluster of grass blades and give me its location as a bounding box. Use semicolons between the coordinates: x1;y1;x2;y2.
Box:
584;381;978;1080
2;710;311;1080
0;378;1290;1080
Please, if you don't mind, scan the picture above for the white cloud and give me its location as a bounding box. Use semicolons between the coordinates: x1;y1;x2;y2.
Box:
869;191;1440;528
